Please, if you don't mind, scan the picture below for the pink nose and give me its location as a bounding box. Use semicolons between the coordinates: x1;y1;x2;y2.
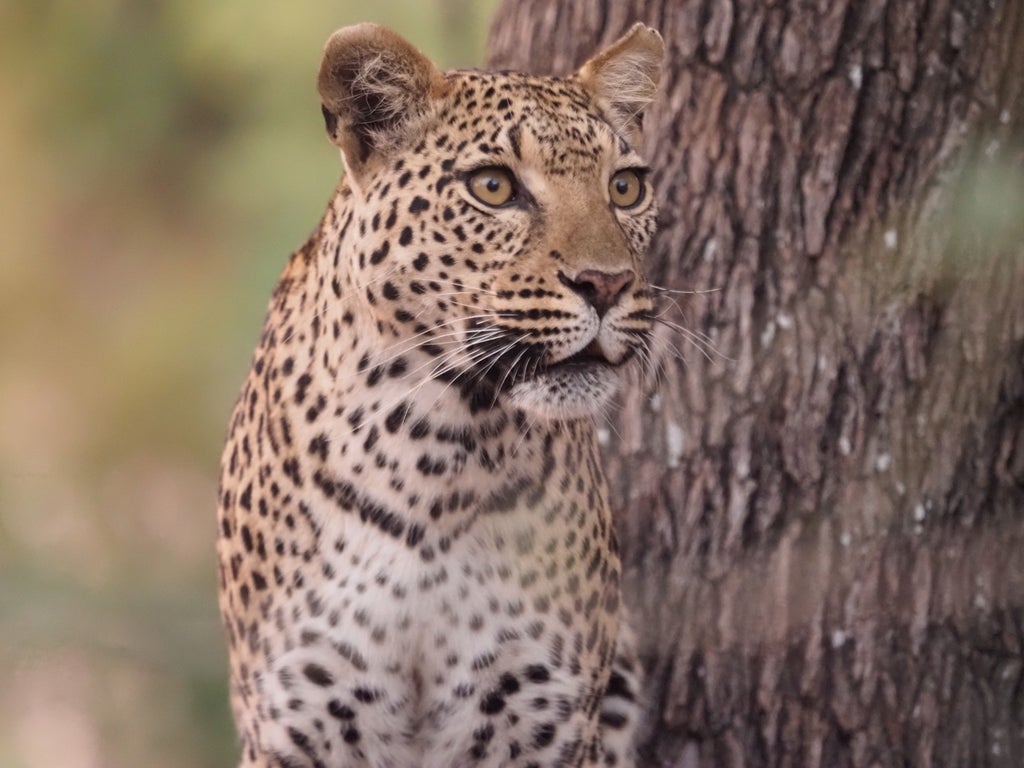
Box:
558;269;634;317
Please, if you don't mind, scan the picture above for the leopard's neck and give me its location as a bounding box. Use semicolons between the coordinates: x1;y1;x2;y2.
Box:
250;196;608;545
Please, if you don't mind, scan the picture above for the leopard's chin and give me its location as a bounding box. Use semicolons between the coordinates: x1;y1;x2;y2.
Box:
505;363;620;421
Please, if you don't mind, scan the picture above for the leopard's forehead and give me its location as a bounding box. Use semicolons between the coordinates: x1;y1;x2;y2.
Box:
444;70;593;114
425;70;633;175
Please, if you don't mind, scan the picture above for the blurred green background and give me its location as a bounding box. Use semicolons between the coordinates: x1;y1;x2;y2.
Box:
0;2;494;766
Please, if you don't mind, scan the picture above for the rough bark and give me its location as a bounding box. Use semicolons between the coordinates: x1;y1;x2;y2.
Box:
489;2;1024;767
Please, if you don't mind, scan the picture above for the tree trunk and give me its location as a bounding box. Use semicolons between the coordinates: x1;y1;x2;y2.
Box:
488;2;1024;766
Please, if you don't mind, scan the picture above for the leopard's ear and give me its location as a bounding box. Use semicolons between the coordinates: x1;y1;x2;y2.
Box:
576;23;664;144
318;24;447;184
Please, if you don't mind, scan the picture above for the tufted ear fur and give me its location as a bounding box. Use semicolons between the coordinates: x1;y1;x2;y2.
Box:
318;24;447;184
576;23;664;144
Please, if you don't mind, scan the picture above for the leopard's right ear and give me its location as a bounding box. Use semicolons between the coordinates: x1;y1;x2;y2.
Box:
318;24;447;185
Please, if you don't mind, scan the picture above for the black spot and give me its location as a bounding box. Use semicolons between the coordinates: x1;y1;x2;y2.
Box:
347;407;365;429
532;722;556;749
302;663;335;687
416;454;446;475
362;425;379;452
287;727;312;751
605;671;635;701
294;373;313;404
382;282;399;300
399;226;414;246
328;699;355;720
508;124;521;159
359;499;406;539
466;382;498;414
412;253;429;271
499;672;521;695
471;651;496;671
480;691;506;714
409;196;430;213
405;523;425;547
282;457;303;486
388;358;408;377
385;402;410;433
305;393;327;422
369;241;390;265
524;664;551;684
353;687;378;703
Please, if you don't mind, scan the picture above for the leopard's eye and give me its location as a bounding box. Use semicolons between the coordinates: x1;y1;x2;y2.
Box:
467;167;516;207
609;169;645;208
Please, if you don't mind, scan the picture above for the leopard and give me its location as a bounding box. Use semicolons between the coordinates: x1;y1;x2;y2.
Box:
217;21;664;768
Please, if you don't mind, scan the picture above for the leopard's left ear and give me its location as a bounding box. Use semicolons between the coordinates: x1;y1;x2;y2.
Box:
576;23;664;144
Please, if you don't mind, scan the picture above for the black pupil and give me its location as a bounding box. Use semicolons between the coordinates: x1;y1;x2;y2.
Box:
616;177;631;195
486;177;502;193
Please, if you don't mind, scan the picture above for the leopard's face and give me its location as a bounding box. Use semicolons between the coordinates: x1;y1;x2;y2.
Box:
345;72;658;420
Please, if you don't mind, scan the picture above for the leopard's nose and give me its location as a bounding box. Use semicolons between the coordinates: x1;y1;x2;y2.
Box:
558;269;635;317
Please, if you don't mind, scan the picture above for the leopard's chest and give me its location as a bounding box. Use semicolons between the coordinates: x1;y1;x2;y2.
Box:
301;483;618;656
255;485;621;742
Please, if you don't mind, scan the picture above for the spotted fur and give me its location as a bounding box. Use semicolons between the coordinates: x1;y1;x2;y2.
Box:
218;22;663;768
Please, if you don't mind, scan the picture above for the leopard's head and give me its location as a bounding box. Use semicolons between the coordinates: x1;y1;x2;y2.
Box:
318;23;663;420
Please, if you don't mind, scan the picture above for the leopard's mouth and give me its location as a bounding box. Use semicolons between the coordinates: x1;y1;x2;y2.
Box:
460;323;634;398
544;339;631;372
458;326;636;419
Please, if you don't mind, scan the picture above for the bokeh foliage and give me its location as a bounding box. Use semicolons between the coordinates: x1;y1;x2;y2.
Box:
0;2;493;766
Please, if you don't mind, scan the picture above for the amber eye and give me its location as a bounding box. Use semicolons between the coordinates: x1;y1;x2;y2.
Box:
609;169;645;208
467;167;516;207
